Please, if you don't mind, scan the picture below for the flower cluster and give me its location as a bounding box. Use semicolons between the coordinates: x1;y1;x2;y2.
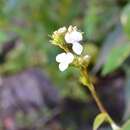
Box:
56;52;74;71
51;26;120;130
51;25;89;71
65;26;83;55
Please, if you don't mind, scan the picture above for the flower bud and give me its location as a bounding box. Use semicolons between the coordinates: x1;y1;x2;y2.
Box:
51;27;67;47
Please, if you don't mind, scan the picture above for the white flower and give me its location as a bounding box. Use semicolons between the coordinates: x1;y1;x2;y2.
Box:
65;30;82;44
72;42;83;55
57;27;67;33
53;27;67;37
56;52;74;71
65;26;83;55
52;27;67;45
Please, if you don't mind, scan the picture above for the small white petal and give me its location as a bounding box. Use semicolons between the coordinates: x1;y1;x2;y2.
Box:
56;52;74;63
68;25;73;32
58;27;67;33
59;63;68;71
64;32;73;44
70;31;83;42
84;54;90;59
72;42;83;55
66;52;74;63
65;30;83;44
56;53;66;63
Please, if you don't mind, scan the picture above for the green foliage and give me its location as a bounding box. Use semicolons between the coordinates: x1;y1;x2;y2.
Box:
0;0;89;101
0;31;7;43
121;4;130;37
84;0;119;42
102;43;130;75
93;113;107;130
94;25;128;73
121;120;130;130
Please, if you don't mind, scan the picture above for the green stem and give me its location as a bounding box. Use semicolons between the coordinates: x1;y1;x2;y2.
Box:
81;67;118;126
89;83;106;113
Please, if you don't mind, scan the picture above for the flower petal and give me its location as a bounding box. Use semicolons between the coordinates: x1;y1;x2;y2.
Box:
56;53;66;63
64;32;73;44
56;52;74;64
72;42;83;55
66;52;74;63
84;54;90;59
70;31;83;42
59;63;68;71
65;30;83;44
58;27;67;33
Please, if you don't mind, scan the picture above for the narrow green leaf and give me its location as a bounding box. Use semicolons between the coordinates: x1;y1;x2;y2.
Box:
93;113;107;130
120;120;130;130
121;4;130;37
102;43;130;75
